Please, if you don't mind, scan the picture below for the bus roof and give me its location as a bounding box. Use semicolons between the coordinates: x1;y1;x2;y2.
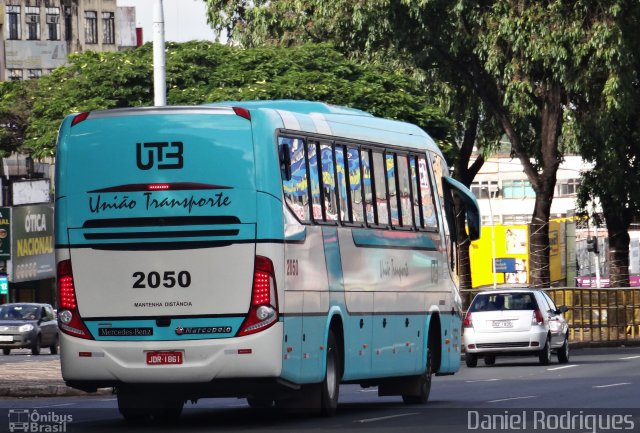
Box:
209;99;441;154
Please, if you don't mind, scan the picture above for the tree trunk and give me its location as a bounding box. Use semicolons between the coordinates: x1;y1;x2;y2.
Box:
603;209;631;288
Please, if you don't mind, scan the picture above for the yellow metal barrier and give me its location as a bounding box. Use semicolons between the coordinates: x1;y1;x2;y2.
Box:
461;287;640;344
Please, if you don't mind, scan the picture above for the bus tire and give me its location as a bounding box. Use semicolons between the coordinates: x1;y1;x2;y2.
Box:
402;348;433;404
247;396;275;409
320;330;341;416
117;390;151;423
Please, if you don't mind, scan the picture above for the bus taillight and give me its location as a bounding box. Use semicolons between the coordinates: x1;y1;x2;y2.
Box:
237;256;279;337
56;260;93;340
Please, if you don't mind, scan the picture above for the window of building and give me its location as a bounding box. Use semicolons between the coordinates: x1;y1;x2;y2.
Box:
502;214;530;225
8;69;23;81
27;69;42;79
46;8;61;41
25;7;40;40
471;180;499;199
7;6;21;40
557;178;580;196
85;11;98;44
102;11;115;44
502;179;535;199
65;7;72;41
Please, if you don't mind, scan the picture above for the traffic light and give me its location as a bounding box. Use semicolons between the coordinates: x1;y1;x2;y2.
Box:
586;236;599;254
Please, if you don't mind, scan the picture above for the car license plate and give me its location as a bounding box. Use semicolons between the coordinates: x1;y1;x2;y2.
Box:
492;320;513;328
146;351;183;365
0;336;13;342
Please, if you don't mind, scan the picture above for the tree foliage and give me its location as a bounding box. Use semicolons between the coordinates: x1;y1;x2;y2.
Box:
0;80;37;158
570;3;640;287
204;0;636;287
23;41;452;159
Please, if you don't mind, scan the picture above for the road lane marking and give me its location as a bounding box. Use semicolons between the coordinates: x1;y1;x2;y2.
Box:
547;365;579;371
357;413;419;423
465;378;501;383
593;382;631;389
620;355;640;360
487;395;536;403
360;388;379;392
32;403;76;408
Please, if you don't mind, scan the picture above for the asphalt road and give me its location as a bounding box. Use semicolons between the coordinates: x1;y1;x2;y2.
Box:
1;346;640;433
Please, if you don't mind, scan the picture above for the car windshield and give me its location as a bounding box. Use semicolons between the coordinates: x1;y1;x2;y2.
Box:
469;293;537;312
0;305;41;321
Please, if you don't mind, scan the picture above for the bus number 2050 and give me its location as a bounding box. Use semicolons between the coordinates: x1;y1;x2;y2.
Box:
133;271;192;288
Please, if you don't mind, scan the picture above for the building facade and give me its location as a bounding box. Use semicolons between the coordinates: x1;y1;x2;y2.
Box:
1;0;136;81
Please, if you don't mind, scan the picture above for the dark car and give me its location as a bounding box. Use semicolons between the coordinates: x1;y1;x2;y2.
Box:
0;303;59;355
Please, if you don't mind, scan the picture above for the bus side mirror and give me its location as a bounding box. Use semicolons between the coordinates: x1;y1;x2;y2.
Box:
442;176;481;241
279;143;292;181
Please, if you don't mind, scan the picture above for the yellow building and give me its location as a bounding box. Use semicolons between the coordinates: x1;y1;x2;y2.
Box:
470;221;566;288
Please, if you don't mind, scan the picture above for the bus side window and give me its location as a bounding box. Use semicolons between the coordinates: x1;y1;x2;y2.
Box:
372;151;389;226
397;154;413;228
418;156;438;229
320;142;338;222
307;141;323;222
385;153;399;226
409;156;423;228
280;136;311;222
347;147;365;224
361;149;376;225
335;145;351;223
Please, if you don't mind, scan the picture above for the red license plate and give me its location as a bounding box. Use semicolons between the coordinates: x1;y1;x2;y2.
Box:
146;351;183;365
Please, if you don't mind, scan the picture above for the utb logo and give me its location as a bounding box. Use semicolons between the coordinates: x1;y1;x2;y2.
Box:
136;142;184;170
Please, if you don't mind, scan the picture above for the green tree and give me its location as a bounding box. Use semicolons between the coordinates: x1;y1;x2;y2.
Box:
0;80;37;158
24;42;453;160
571;3;640;287
204;0;629;288
205;0;502;290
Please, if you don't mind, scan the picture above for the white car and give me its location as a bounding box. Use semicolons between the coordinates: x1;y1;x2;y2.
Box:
463;289;569;367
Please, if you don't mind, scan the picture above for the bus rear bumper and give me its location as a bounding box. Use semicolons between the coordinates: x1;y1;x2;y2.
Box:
60;323;283;390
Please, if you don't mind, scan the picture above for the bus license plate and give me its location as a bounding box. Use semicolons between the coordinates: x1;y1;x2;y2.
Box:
146;351;183;365
492;320;513;328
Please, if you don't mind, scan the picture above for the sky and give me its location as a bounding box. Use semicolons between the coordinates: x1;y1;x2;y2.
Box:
116;0;218;43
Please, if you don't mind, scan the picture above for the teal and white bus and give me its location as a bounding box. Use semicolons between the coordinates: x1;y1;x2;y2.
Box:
54;100;480;419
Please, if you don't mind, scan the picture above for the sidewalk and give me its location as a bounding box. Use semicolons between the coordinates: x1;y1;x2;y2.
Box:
0;357;112;398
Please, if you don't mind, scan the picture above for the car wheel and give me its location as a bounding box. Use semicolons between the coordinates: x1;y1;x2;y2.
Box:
539;336;551;365
50;335;59;355
484;355;496;366
31;336;41;356
319;330;341;416
402;348;433;404
557;335;569;364
465;353;478;368
2;348;10;355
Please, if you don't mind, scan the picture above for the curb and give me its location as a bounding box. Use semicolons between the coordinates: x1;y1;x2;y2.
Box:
0;383;113;398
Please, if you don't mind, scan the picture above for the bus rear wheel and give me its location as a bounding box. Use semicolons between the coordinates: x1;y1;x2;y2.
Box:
320;330;341;416
402;348;433;404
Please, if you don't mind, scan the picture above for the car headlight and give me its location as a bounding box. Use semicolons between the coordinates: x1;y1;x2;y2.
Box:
18;324;34;332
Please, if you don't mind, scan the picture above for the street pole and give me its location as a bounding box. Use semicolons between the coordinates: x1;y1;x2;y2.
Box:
484;187;497;289
153;0;166;107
